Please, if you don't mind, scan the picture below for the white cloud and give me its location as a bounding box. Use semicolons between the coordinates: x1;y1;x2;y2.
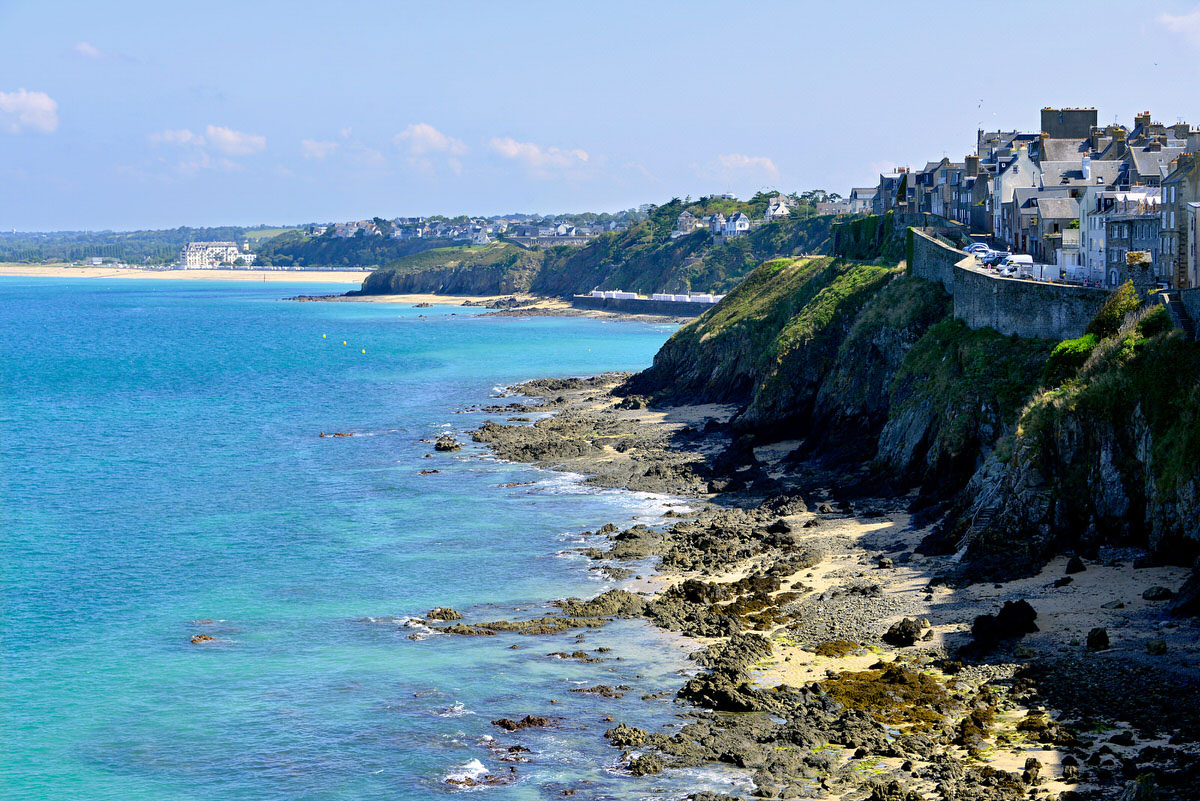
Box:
205;124;266;156
488;137;589;172
0;88;59;134
301;139;338;159
150;128;205;146
1159;7;1200;47
395;122;468;155
74;41;104;59
716;153;779;180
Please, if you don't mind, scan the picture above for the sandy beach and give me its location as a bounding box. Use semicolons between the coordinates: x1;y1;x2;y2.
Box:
0;264;371;284
436;373;1200;799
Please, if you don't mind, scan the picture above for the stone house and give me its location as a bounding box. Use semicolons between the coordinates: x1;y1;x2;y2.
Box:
848;187;876;214
1161;150;1200;288
1105;197;1162;287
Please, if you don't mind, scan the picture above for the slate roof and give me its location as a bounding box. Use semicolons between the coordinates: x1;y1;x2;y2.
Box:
1039;160;1122;188
1128;146;1186;180
1037;196;1080;220
1039;138;1092;162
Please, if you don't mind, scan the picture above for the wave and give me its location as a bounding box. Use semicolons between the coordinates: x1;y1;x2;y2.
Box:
430;702;474;718
444;758;488;784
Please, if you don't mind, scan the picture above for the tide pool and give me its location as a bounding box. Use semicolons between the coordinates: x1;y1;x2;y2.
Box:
0;279;750;800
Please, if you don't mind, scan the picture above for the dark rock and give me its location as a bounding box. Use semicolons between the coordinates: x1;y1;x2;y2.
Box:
1142;586;1173;602
1170;569;1200;617
877;557;894;570
1118;774;1158;801
426;607;462;621
628;753;664;776
434;433;462;452
604;722;648;747
882;617;922;647
866;780;923;801
1146;639;1167;655
968;600;1038;652
1066;555;1087;574
1087;627;1110;651
492;715;550;731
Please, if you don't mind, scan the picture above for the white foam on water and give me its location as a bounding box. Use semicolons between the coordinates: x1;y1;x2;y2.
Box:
443;758;488;783
431;702;475;718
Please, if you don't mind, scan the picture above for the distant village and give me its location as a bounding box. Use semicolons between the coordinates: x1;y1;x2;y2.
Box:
308;213;639;249
175;106;1199;292
859;107;1199;291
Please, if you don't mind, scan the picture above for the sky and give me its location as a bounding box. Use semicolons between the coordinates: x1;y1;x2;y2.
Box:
2;0;1200;231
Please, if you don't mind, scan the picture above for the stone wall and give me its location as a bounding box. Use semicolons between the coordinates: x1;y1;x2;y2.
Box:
908;228;960;292
907;225;1109;340
1182;287;1200;325
952;266;1108;339
570;295;712;317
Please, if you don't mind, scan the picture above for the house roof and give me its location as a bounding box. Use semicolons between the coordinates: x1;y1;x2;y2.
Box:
1037;196;1080;220
1039;159;1122;188
1129;146;1186;179
1039;138;1091;162
850;187;877;197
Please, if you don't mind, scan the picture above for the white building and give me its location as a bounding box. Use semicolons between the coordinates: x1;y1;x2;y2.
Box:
179;241;252;268
722;212;751;237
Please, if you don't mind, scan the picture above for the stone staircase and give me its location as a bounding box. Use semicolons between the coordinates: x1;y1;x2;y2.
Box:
1159;290;1197;340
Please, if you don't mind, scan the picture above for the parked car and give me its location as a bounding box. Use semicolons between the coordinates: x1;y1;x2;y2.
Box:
980;250;1011;266
1000;254;1033;269
963;243;989;255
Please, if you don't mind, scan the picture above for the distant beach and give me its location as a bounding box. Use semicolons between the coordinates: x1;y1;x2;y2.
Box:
0;264;370;284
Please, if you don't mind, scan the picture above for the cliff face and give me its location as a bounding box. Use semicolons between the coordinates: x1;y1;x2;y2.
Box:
354;212;837;300
948;307;1200;577
355;245;542;295
625;254;1200;578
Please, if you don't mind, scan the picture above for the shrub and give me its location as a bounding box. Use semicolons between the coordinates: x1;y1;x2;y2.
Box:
1085;281;1141;339
1041;334;1099;386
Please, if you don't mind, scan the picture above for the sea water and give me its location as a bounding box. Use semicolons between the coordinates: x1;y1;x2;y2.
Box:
0;279;751;800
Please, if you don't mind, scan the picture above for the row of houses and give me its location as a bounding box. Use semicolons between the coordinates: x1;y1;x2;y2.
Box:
673;194;798;239
311;215;633;248
867;107;1200;289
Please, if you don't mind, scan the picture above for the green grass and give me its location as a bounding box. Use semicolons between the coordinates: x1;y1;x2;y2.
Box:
242;227;299;241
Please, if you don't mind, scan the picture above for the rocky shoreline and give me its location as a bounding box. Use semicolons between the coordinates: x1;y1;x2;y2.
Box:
429;373;1200;800
287;290;695;323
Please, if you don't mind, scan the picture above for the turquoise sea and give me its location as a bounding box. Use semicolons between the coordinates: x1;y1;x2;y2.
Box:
0;279;750;800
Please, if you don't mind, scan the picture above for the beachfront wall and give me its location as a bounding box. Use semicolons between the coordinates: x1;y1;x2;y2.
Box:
571;295;714;317
909;226;1108;340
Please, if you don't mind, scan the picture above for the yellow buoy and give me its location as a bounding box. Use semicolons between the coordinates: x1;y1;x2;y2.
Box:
361;349;366;354
322;333;327;339
343;341;347;345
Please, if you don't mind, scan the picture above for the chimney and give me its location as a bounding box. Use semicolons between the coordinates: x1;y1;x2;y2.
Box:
965;154;979;177
1189;130;1200;154
1135;111;1152;131
1082;155;1092;180
1112;127;1128;158
1090;128;1103;151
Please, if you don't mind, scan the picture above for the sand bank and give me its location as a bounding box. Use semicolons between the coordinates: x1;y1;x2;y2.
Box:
0;264;370;284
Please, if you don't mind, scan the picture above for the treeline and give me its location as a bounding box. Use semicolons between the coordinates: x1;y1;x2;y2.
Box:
253;230;450;268
0;226;276;264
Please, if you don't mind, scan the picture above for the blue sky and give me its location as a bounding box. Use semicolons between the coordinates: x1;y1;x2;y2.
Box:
2;0;1199;231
